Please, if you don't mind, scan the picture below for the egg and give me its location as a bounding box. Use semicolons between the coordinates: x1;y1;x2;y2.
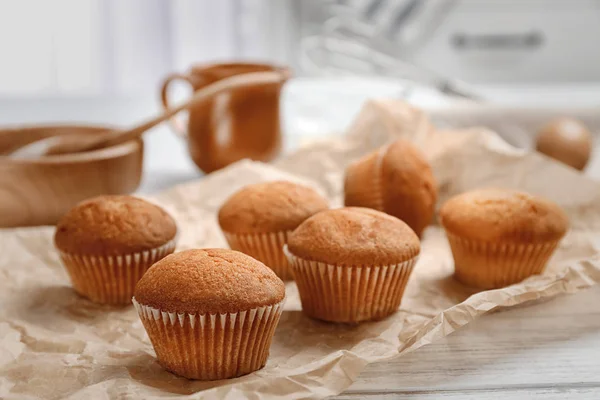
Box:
535;117;592;171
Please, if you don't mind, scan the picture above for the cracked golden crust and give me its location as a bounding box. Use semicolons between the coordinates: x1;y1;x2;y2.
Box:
133;249;285;314
439;188;569;243
287;207;420;266
218;181;329;233
54;195;177;256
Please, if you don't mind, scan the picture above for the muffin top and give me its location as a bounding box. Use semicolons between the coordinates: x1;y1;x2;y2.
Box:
218;180;329;233
439;188;569;243
134;248;285;314
381;139;437;207
287;207;420;266
54;195;177;255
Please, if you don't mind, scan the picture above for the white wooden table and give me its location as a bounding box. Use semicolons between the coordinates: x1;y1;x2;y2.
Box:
335;285;600;399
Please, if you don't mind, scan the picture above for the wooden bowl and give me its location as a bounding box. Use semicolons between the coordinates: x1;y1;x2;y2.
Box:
0;125;143;228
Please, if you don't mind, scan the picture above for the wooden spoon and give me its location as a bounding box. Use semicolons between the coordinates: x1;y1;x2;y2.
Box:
10;71;286;158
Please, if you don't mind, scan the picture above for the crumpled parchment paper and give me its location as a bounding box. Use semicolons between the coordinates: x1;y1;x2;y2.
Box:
2;100;600;399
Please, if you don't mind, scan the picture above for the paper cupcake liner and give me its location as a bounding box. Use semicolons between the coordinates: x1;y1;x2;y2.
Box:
284;247;417;323
59;238;177;305
133;298;285;380
344;148;385;211
445;232;560;289
223;231;293;280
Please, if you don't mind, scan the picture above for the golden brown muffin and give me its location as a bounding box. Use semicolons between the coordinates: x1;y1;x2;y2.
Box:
133;249;285;380
344;139;437;237
536;117;592;171
285;207;420;323
439;188;569;289
55;195;177;305
218;180;329;280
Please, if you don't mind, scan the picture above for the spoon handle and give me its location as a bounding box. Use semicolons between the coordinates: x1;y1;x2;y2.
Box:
84;71;287;152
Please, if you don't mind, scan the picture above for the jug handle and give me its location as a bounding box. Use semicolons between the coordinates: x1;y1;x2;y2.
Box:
160;73;197;139
160;68;290;140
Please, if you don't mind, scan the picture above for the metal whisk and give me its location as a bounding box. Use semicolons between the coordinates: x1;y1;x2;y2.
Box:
299;0;483;101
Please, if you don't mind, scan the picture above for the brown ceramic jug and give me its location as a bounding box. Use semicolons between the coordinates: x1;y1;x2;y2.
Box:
161;62;290;173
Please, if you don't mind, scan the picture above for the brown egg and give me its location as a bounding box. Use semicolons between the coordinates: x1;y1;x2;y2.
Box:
535;117;592;170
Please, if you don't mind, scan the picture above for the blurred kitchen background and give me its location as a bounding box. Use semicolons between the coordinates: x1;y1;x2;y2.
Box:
2;0;600;94
1;0;600;191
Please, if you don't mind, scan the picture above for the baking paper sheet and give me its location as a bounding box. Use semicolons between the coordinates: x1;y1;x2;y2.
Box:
2;100;600;399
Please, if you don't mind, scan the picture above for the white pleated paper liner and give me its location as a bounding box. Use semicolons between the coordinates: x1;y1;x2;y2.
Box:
223;230;293;280
445;231;561;289
59;238;177;305
133;298;285;380
284;246;417;323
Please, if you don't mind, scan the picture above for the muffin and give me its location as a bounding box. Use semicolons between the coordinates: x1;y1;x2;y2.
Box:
536;117;592;170
218;180;329;280
54;195;177;304
439;188;569;289
133;249;285;380
344;138;437;237
284;207;420;323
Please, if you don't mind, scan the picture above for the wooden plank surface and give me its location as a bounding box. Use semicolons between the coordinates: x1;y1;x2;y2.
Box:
335;285;600;399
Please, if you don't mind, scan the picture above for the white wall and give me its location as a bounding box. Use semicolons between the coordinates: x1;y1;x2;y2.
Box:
0;0;290;97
